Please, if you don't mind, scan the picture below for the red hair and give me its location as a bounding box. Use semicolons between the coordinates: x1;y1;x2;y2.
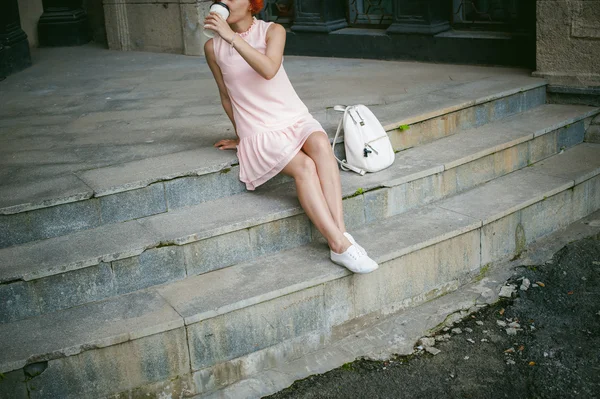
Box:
250;0;264;14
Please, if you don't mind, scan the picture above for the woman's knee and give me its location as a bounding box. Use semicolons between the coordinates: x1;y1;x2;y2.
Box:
304;132;332;157
283;151;317;180
296;154;318;179
304;133;337;169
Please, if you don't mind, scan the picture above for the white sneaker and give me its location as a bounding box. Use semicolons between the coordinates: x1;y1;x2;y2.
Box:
343;232;367;255
330;244;379;274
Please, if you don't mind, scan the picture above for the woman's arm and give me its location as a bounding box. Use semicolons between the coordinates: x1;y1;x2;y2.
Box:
205;39;239;150
204;14;286;80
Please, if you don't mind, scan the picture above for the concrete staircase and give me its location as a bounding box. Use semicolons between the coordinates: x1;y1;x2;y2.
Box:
1;76;599;398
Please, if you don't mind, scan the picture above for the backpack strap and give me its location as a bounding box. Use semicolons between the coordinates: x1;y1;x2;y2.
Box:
331;105;367;176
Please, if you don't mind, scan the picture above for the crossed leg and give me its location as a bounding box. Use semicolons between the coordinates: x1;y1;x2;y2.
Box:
301;131;347;232
280;131;351;254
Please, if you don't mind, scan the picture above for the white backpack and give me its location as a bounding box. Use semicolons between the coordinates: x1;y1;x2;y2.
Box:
332;104;395;175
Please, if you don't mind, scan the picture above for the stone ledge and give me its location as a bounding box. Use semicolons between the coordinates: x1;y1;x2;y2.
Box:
1;144;598;397
156;205;481;326
0;220;156;283
0;105;596;287
527;143;600;186
0;203;481;375
437;169;574;226
435;30;525;40
545;84;600;107
379;77;546;131
206;208;600;399
547;85;600;96
350;103;598;190
76;147;238;197
0;290;183;373
72;76;547;197
532;71;600;88
0;76;546;216
0;175;94;216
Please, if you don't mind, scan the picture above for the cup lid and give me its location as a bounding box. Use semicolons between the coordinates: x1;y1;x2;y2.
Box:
212;2;230;11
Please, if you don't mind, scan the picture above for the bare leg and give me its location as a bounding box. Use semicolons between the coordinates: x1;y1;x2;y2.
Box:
281;149;351;254
302;132;346;233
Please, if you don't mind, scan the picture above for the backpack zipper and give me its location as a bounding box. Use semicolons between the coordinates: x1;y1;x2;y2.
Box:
364;142;379;155
367;135;388;144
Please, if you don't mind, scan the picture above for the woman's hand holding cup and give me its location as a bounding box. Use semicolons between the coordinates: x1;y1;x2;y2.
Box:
203;2;233;40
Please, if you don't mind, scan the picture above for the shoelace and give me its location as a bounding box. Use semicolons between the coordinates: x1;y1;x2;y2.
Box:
333;244;364;260
345;233;367;257
350;246;365;260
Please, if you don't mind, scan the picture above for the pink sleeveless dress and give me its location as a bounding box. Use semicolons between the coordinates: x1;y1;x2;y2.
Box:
212;18;327;190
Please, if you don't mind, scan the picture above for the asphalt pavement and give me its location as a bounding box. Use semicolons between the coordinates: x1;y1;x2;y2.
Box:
267;235;600;399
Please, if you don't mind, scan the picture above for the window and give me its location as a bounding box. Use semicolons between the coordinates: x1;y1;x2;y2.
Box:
347;0;393;28
452;0;519;25
261;0;294;26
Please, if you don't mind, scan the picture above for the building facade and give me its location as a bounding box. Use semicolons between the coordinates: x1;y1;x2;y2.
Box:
2;0;599;103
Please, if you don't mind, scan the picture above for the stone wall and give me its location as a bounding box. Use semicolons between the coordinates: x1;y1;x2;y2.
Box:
103;0;211;55
17;0;44;48
586;115;600;143
534;0;600;88
84;0;108;46
18;0;106;48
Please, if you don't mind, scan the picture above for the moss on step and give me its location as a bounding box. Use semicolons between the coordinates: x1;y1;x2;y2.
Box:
341;362;355;371
474;263;492;283
345;187;365;199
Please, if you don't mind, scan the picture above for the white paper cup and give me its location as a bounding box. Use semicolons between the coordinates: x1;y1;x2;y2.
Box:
203;2;230;38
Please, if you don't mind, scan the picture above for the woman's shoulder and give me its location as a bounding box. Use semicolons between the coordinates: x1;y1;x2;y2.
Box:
204;38;214;56
204;38;218;64
262;21;285;40
252;18;282;32
204;37;223;60
266;21;285;33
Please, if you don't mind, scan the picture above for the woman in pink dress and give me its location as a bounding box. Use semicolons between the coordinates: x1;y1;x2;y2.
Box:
204;0;378;273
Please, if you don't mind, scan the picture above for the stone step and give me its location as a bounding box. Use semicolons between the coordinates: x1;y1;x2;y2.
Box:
1;104;597;323
203;210;600;399
1;143;599;398
0;76;547;249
